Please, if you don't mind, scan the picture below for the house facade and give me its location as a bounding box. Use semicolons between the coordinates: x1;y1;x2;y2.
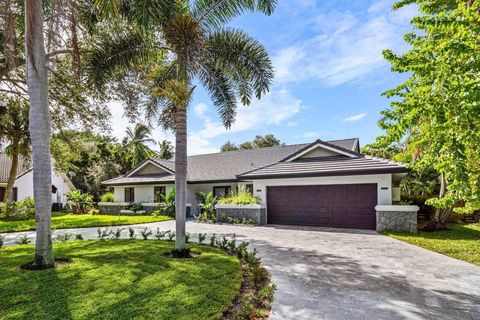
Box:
102;138;408;230
0;153;75;206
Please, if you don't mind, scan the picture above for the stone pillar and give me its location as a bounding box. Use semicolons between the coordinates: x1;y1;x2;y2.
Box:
375;205;419;233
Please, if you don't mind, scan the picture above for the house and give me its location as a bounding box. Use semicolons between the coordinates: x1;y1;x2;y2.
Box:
0;153;75;207
102;138;409;230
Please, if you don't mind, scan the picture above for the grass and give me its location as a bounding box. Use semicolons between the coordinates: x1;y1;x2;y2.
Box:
381;223;480;267
0;212;172;233
0;240;242;320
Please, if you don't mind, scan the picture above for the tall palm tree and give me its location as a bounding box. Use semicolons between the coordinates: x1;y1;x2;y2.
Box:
89;0;275;254
124;123;155;168
158;140;174;160
0;99;30;202
25;0;54;268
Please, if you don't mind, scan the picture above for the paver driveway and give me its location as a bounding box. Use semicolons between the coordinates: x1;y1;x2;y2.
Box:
3;220;480;319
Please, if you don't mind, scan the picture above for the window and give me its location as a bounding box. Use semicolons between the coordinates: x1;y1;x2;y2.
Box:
154;186;166;203
12;188;17;201
213;186;231;199
125;187;135;202
245;184;253;195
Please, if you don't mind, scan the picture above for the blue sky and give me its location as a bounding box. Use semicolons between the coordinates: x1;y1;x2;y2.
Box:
109;0;417;154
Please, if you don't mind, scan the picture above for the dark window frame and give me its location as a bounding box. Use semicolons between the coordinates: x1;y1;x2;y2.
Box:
125;187;135;202
154;186;166;203
12;187;17;201
213;186;232;199
245;184;254;195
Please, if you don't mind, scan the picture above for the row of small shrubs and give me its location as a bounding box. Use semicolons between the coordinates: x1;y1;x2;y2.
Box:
218;192;261;205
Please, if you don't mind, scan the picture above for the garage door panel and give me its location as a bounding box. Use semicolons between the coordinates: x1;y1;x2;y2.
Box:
267;184;377;230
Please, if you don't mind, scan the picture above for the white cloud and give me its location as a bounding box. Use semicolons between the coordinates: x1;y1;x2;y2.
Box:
273;1;417;86
344;112;367;122
286;121;299;127
187;87;303;154
302;131;320;138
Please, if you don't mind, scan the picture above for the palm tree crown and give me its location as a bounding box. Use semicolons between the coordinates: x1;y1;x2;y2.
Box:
124;123;155;168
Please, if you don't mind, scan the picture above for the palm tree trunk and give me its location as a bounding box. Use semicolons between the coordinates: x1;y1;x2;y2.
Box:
4;138;19;202
25;0;54;267
174;103;187;251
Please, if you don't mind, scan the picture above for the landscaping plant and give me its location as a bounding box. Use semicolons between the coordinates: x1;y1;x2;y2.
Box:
196;192;217;222
0;198;35;220
111;228;124;240
218;192;260;206
128;227;136;239
97;228;109;240
140;228;153;240
67;190;94;214
0;235;4;249
198;233;207;244
15;234;31;245
75;234;84;240
155;228;168;240
158;189;176;218
54;233;73;242
100;192;115;202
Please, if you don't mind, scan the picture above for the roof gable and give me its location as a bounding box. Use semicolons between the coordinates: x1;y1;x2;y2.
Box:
281;140;360;162
126;159;174;177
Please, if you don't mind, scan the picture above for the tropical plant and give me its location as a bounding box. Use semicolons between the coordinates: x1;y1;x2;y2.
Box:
128;227;136;239
75;234;84;240
196;192;217;221
111;228;124;239
198;233;207;244
67;190;94;214
158;140;174;160
218;192;260;205
0;99;30;202
376;0;480;230
220;141;239;152
54;233;73;242
97;228;109;240
100;192;115;202
158;188;176;217
89;0;276;255
140;228;153;240
16;234;31;245
124;123;156;168
127;202;144;213
0;198;35;220
0;235;5;249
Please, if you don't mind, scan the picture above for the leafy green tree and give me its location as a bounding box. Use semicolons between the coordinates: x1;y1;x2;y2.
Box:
220;141;239;152
377;0;480;229
89;0;275;253
124;123;155;168
253;134;281;148
239;141;254;150
0;98;30;202
158;140;174;160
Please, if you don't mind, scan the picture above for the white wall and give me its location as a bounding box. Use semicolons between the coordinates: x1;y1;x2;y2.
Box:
113;184;174;203
252;174;393;205
13;169;73;205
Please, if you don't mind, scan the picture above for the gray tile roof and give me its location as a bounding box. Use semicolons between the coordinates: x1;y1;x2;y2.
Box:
238;155;407;179
102;138;407;185
0;153;30;183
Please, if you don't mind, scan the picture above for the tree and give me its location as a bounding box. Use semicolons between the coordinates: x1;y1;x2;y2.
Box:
124;123;155;168
158;140;174;160
89;0;275;254
239;141;254;150
376;0;480;230
0;98;30;202
220;141;238;152
253;134;281;148
25;0;54;268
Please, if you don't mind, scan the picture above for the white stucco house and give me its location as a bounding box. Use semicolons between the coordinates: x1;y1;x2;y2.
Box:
0;153;75;207
102;138;409;230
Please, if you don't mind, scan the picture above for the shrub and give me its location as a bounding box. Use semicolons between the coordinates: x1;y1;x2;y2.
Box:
157;189;175;217
0;235;5;249
55;233;73;242
154;228;168;240
15;234;31;245
140;228;152;240
127;202;143;213
0;198;35;220
97;228;109;240
195;192;217;222
167;231;175;241
219;214;256;225
75;234;84;240
128;227;136;239
88;209;100;215
198;233;207;244
100;192;115;202
67;190;94;214
111;228;124;239
209;234;217;247
218;192;260;205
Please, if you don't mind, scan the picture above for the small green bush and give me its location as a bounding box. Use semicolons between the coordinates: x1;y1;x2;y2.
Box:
0;198;35;220
127;202;143;213
15;234;31;245
100;192;115;202
0;235;5;249
67;190;94;214
218;192;260;205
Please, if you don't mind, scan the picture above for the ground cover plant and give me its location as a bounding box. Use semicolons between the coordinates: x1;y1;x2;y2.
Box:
381;223;480;267
0;212;171;233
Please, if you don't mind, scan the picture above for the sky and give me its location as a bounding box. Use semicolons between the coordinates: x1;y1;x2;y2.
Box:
108;0;417;155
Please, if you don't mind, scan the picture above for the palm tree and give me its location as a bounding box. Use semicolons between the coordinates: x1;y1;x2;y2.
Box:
124;123;155;168
25;0;54;268
0;99;30;202
89;0;275;255
158;140;174;160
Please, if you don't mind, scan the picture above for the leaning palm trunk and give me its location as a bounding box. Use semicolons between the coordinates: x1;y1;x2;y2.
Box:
25;0;54;267
4;138;19;202
425;173;452;231
174;103;187;251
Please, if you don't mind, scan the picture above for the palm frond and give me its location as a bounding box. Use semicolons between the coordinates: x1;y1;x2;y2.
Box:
193;0;277;30
85;28;161;89
206;28;274;103
198;62;237;128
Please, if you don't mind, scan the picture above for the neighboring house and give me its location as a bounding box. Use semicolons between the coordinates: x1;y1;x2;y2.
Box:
0;153;75;207
102;138;408;230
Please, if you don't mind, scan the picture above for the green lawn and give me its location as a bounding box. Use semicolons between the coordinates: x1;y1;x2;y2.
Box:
0;240;242;320
381;223;480;267
0;212;172;233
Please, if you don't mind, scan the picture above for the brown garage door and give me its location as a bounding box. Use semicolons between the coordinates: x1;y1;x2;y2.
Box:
267;184;377;230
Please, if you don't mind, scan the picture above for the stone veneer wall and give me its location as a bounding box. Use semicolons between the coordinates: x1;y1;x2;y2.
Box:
375;205;419;233
98;202;191;215
215;204;267;225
